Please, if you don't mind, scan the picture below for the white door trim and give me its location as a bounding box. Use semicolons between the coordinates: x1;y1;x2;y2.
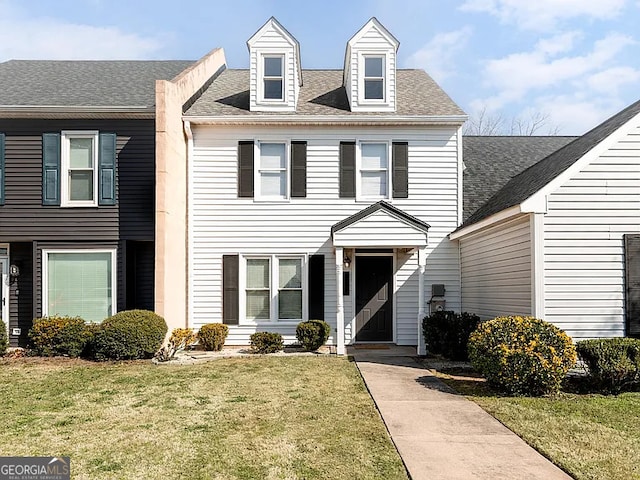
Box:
0;257;9;338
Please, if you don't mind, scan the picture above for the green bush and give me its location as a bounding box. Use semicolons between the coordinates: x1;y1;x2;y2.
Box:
28;316;93;357
296;320;331;351
422;311;480;360
468;316;576;396
197;324;229;351
90;310;167;361
576;338;640;393
250;332;283;354
170;328;198;349
0;319;8;356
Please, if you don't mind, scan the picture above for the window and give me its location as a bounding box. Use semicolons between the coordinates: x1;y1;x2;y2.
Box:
43;249;116;322
244;255;305;322
257;142;287;199
359;143;389;198
61;131;98;206
263;56;284;100
363;56;385;100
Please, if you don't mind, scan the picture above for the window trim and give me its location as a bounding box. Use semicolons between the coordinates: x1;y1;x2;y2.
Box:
42;248;117;322
361;54;387;103
255;140;290;201
259;53;286;103
239;254;307;325
356;141;391;201
60;130;99;207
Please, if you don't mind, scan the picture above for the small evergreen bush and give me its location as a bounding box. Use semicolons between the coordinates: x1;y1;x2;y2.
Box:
250;332;283;354
296;320;331;351
0;319;8;356
169;328;198;349
197;324;229;351
91;310;167;361
422;311;480;360
576;338;640;393
468;316;576;396
28;316;93;357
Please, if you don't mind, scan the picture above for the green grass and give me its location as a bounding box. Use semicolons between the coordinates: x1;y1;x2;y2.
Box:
435;368;640;480
0;356;407;480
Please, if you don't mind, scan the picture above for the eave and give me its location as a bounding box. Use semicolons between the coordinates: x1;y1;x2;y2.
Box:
0;105;155;119
183;114;467;127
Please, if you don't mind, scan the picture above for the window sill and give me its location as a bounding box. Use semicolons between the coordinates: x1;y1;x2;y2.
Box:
241;320;303;326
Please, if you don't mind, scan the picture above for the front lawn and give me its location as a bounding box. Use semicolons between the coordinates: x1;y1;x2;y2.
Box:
0;356;407;480
435;368;640;480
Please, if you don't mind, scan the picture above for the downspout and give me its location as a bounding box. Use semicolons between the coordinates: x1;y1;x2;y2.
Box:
183;120;194;328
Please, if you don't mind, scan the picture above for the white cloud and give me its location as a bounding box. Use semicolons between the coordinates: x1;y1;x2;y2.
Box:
586;66;640;93
405;27;473;82
460;0;628;30
533;95;624;135
0;1;166;60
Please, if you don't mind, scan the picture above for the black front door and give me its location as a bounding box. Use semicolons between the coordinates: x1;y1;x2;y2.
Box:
355;256;393;342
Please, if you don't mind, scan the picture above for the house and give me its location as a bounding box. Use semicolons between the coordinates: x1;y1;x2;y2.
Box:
0;54;225;347
452;101;640;340
168;17;466;354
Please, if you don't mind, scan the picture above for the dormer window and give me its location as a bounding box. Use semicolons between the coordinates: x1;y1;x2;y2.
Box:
263;55;284;100
364;56;384;100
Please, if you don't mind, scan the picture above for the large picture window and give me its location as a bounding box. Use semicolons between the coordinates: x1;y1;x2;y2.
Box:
61;131;99;206
44;249;116;322
244;255;304;322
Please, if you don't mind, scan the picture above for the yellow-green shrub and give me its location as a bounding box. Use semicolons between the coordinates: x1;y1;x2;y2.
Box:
468;316;576;396
28;316;93;357
250;332;283;354
197;324;229;351
169;328;197;349
0;319;8;355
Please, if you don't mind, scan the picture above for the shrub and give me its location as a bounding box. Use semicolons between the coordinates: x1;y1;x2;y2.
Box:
576;338;640;393
250;332;283;354
169;328;197;349
197;324;229;351
0;319;8;356
422;311;480;361
296;320;331;351
468;316;576;396
28;316;93;357
91;310;167;361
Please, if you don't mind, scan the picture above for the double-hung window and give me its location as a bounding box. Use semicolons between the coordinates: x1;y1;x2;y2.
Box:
244;256;304;322
263;55;284;101
43;249;116;322
363;56;385;101
359;142;389;199
257;142;288;200
61;131;99;206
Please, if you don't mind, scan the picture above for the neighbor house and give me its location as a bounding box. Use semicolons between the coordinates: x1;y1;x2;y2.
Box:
0;55;225;347
452;101;640;340
168;17;466;354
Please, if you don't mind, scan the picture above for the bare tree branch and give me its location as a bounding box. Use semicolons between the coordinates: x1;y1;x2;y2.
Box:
465;107;561;136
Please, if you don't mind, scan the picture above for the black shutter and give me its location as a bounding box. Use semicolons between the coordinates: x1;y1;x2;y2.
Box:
308;254;325;320
0;133;5;205
339;142;356;198
625;234;640;336
98;133;117;206
42;133;61;206
291;141;307;198
223;255;239;325
392;142;408;198
238;141;254;198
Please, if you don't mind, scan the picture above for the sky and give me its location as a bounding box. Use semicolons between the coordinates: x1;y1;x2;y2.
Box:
0;0;638;135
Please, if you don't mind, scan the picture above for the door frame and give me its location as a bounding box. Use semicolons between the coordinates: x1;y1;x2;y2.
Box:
351;251;396;344
0;253;9;339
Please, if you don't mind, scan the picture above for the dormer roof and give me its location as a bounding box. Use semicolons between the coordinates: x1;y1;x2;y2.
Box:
345;17;400;56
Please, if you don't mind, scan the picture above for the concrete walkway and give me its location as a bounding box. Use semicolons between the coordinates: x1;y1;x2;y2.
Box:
349;346;572;480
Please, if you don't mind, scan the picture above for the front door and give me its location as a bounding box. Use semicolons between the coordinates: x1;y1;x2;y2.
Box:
355;256;393;342
0;259;7;337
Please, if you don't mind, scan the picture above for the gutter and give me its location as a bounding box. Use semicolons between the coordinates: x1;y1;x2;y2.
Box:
0;105;155;119
183;114;468;127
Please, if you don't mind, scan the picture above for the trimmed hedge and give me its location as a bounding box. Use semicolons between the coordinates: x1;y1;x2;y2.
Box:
28;316;93;357
296;320;330;351
170;328;198;349
197;324;229;351
91;310;167;361
468;316;576;396
422;311;480;360
250;332;283;354
0;319;8;356
576;338;640;393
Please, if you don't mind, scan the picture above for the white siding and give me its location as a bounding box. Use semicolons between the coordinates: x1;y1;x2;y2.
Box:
189;125;461;346
460;216;532;319
543;124;640;340
333;209;427;247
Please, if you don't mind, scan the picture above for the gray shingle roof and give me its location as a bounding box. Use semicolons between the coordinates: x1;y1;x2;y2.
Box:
185;69;465;117
0;60;194;108
462;136;577;222
461;98;640;229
